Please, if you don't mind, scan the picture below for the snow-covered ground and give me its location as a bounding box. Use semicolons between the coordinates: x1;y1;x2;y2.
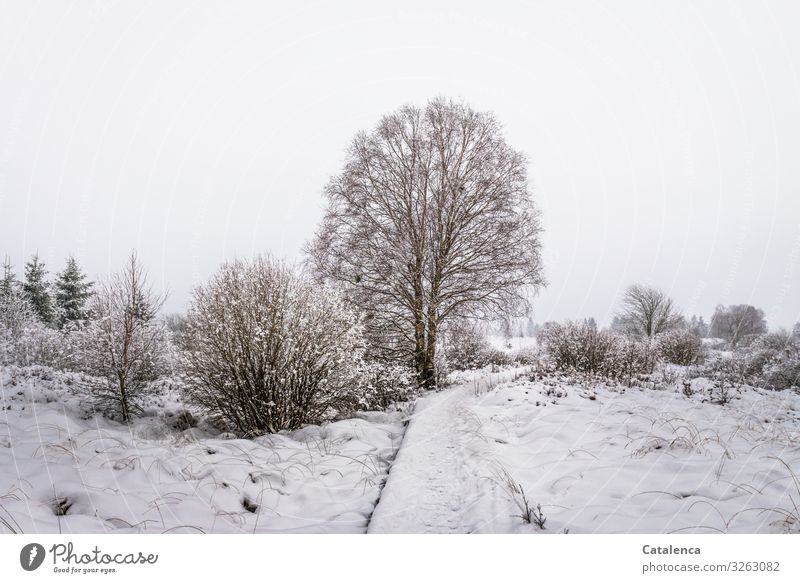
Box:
0;367;405;534
486;335;538;353
3;365;799;534
371;369;800;533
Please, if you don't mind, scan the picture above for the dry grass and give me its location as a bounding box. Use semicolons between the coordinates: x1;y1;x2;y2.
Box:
626;416;734;459
497;468;546;529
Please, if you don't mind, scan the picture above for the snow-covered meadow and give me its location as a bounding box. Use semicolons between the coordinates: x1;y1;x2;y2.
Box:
3;362;798;534
368;368;800;533
0;366;405;534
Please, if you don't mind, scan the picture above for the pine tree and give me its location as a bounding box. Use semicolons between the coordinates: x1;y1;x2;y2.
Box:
23;254;55;326
54;256;93;327
0;256;16;298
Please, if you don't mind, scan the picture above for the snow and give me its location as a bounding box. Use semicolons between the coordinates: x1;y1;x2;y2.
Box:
0;366;404;533
486;335;538;352
370;370;800;533
3;364;799;534
369;368;530;533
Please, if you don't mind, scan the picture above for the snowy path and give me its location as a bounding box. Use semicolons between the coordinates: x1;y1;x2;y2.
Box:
368;370;522;533
372;369;800;534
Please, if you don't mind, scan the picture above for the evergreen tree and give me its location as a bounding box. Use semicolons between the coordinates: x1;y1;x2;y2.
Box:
0;256;16;298
54;256;93;327
23;254;55;326
690;315;709;338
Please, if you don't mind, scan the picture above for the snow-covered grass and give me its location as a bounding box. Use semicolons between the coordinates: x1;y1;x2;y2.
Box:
473;377;800;533
4;362;799;534
370;368;800;533
0;366;405;533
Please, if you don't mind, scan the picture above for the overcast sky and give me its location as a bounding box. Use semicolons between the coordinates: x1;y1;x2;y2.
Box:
1;0;798;328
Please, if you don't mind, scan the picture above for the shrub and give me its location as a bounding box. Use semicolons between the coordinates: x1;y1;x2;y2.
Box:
606;336;657;384
443;320;489;371
357;362;419;410
509;345;541;366
0;289;36;365
180;256;365;436
700;332;800;390
478;348;513;369
537;320;617;374
538;320;656;383
655;328;705;365
1;287;83;370
762;352;800;391
739;332;800;390
539;321;585;371
9;323;74;369
443;320;511;371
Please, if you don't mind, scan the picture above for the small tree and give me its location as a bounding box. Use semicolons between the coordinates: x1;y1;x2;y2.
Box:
688;315;709;338
23;254;55;326
180;256;365;435
54;256;93;328
710;304;767;347
75;252;170;422
0;256;18;299
615;284;683;338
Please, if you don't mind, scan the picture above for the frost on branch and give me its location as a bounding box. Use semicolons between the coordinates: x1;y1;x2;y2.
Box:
71;252;171;422
179;255;366;435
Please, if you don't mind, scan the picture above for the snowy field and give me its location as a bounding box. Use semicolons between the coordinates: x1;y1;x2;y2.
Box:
0;367;405;534
371;369;800;533
2;364;799;534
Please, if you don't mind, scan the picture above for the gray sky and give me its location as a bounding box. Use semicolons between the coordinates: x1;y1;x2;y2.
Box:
1;0;798;328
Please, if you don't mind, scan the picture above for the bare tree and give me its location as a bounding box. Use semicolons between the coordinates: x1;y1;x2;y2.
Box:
615;284;683;338
306;98;545;387
179;256;365;435
75;252;170;422
710;304;767;347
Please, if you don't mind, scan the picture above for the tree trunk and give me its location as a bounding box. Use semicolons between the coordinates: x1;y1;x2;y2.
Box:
118;375;129;423
421;316;438;389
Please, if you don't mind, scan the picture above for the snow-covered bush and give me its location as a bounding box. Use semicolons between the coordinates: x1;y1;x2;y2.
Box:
538;320;656;383
0;364;101;419
0;288;35;365
707;376;738;405
655;328;705;365
357;362;419;410
509;345;542;366
736;332;799;390
0;289;74;369
699;332;800;391
1;276;90;374
537;320;618;374
179;256;366;436
9;323;75;369
443;320;510;371
762;351;800;391
606;336;657;385
71;253;172;422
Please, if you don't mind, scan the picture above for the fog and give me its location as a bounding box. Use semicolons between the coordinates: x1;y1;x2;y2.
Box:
1;0;798;327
